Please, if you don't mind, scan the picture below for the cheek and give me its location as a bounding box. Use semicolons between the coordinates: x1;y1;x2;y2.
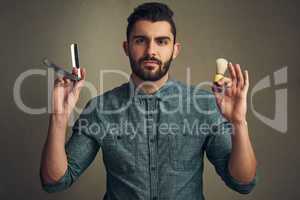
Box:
130;46;145;59
161;49;173;62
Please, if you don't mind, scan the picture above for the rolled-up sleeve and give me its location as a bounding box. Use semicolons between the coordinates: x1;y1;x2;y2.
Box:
41;99;101;193
204;94;257;194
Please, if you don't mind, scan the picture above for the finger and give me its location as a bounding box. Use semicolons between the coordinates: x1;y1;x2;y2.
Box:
216;77;233;95
212;84;223;93
73;68;86;93
235;64;244;89
72;67;85;79
212;85;223;99
242;70;249;91
211;86;223;108
63;76;71;83
228;63;237;85
72;67;78;76
54;77;64;87
80;67;86;80
61;77;74;89
75;79;85;90
212;83;234;97
215;77;231;87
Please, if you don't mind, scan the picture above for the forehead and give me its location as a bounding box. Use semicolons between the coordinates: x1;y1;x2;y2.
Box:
130;20;173;39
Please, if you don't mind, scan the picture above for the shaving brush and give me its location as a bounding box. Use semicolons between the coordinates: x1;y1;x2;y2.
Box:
214;58;228;83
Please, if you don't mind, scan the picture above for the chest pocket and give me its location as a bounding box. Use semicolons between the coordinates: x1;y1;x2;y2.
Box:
102;134;137;174
168;131;205;171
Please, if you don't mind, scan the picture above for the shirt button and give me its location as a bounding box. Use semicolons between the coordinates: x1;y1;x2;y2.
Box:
150;138;155;143
152;197;157;200
151;166;156;171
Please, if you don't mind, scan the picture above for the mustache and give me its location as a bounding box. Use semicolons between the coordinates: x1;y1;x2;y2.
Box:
139;55;162;65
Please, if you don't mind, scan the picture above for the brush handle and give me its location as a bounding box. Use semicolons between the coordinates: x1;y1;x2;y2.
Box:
43;58;80;81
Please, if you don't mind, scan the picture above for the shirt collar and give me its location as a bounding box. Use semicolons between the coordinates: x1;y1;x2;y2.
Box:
128;76;180;101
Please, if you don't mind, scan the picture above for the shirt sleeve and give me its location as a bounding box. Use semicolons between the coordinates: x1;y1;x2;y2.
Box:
41;99;101;193
204;93;257;194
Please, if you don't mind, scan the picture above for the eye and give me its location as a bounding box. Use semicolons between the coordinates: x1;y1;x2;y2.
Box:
157;39;169;46
135;38;145;44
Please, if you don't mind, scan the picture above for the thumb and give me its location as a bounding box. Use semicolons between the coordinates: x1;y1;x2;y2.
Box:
212;84;223;104
212;84;224;109
73;68;86;96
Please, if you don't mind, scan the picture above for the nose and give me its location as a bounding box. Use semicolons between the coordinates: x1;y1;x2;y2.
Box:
145;40;157;57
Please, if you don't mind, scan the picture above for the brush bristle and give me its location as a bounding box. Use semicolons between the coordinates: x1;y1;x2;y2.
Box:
216;58;228;75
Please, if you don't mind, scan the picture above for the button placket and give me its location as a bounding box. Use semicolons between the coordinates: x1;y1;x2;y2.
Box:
146;98;159;200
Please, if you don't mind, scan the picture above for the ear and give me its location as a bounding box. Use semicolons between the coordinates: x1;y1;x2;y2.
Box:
123;41;129;56
172;42;181;60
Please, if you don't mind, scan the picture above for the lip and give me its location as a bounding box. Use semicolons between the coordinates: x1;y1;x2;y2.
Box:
143;61;159;68
144;66;156;70
143;60;158;64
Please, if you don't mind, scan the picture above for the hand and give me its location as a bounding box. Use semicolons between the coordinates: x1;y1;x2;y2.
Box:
52;68;86;117
212;63;249;124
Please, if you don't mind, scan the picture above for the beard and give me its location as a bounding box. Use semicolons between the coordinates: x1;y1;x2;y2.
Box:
128;51;173;81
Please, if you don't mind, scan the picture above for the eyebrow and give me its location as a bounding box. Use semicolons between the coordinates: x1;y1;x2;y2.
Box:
132;35;172;41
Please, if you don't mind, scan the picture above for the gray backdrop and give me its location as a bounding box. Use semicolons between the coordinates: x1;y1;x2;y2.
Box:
1;0;299;199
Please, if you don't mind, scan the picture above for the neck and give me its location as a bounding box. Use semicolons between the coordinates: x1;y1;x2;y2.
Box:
130;73;169;94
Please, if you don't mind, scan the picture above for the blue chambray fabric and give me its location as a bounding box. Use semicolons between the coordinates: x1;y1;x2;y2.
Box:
41;78;257;200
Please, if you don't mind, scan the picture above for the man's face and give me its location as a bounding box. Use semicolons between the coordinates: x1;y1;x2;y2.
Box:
125;20;177;81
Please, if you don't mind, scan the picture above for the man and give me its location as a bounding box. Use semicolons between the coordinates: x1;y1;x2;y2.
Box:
40;2;257;200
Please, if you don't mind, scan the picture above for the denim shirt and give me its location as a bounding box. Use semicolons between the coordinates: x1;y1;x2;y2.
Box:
41;78;256;199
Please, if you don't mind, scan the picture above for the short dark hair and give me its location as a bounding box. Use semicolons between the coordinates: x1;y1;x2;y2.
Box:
126;2;176;43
